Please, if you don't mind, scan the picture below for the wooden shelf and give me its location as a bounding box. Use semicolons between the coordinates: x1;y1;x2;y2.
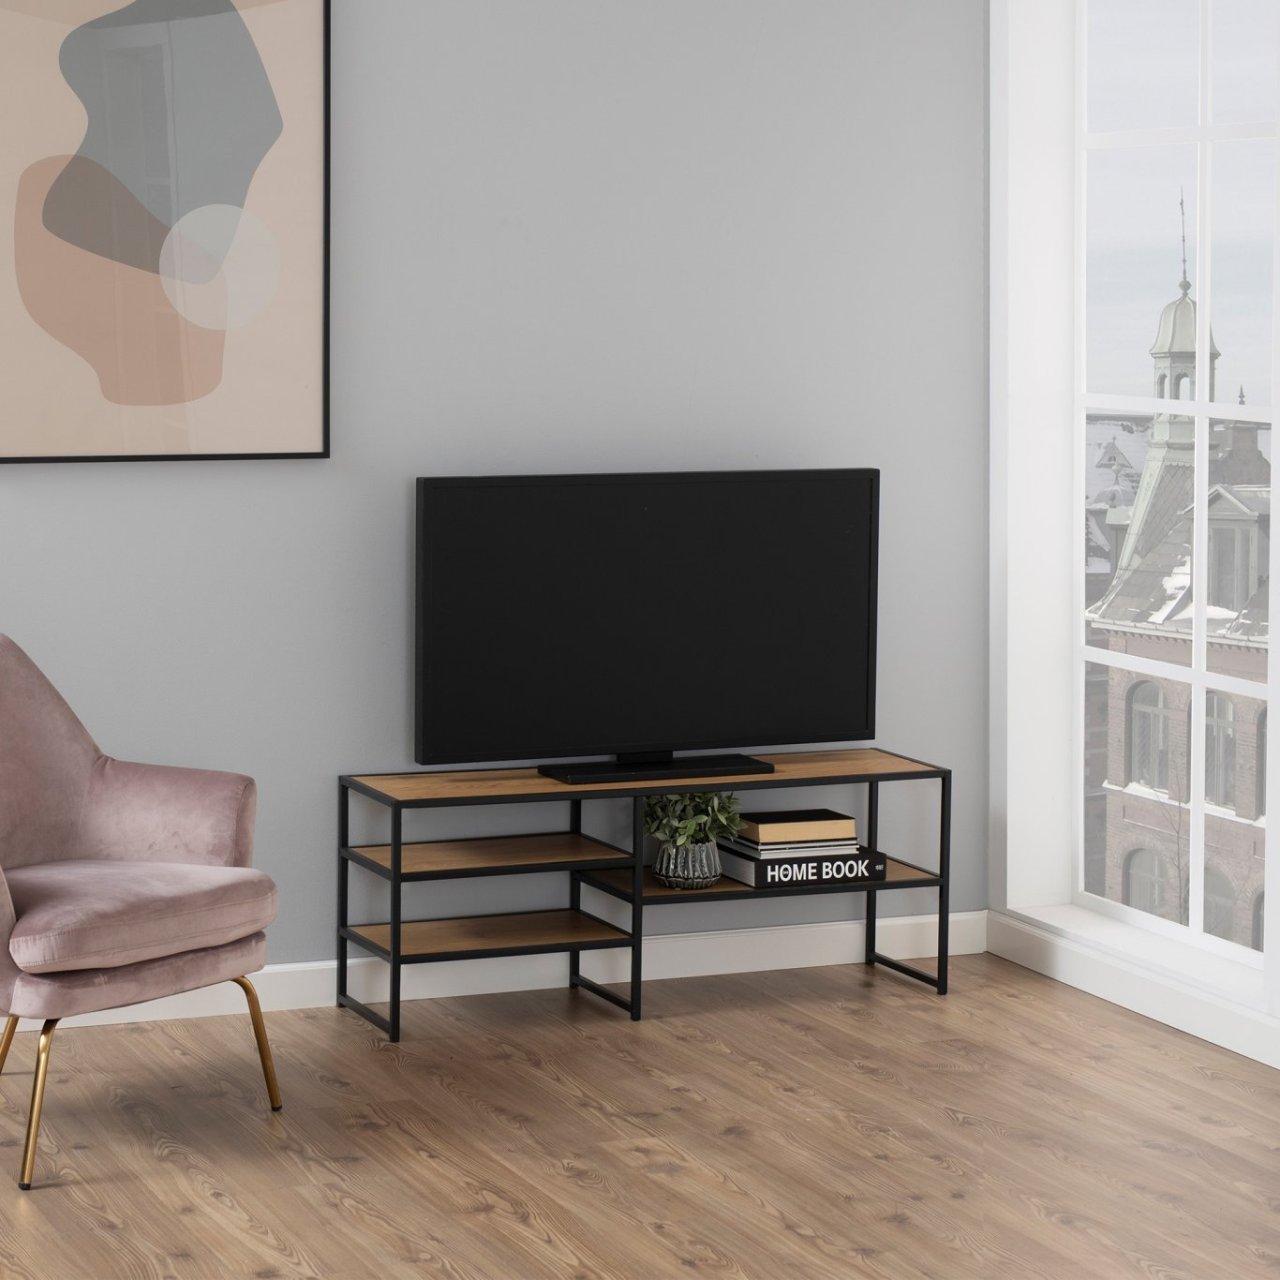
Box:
581;857;939;904
344;832;629;879
346;909;631;962
343;748;942;807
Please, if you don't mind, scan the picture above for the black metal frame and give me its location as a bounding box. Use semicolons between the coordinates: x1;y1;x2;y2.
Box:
336;753;951;1041
337;786;644;1041
0;2;331;465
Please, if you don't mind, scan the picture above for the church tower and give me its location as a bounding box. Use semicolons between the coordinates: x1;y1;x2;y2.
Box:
1110;218;1219;576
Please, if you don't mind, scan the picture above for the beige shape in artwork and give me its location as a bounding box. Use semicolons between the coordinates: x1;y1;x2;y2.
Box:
15;156;228;407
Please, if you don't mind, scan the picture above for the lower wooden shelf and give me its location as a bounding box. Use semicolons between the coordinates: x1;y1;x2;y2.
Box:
345;908;631;962
581;857;940;904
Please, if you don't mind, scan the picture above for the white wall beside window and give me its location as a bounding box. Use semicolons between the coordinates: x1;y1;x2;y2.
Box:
989;0;1078;914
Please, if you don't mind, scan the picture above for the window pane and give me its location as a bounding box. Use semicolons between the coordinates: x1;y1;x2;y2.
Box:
1212;0;1280;125
1087;147;1199;399
1204;834;1261;947
1203;688;1265;949
1084;662;1190;924
1084;662;1110;896
1204;865;1240;941
1085;411;1193;664
1208;141;1275;409
1207;418;1269;680
1259;710;1268;819
1088;0;1199;133
1205;691;1237;807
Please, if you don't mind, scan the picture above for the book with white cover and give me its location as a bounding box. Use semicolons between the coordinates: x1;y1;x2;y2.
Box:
719;833;863;860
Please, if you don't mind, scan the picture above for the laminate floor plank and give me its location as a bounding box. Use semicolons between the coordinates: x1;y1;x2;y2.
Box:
0;956;1275;1278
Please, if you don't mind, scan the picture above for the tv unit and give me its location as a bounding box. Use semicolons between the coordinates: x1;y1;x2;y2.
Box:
415;469;878;782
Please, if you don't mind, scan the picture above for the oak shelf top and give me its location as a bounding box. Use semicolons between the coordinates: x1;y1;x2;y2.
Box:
347;909;630;960
344;748;943;806
345;832;629;878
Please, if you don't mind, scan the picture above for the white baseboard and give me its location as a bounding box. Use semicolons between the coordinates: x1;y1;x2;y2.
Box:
23;911;987;1032
988;908;1280;1070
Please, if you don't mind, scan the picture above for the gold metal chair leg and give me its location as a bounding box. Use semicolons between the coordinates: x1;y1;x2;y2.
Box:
231;977;282;1112
0;1016;18;1074
19;1019;58;1190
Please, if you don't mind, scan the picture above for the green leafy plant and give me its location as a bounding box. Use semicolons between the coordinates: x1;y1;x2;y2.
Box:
643;791;743;849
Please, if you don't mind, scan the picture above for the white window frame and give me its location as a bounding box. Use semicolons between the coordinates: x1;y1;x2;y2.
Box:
990;0;1280;1063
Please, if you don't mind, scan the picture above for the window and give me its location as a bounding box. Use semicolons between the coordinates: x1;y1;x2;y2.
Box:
995;0;1278;1065
1254;892;1266;951
1205;692;1236;808
1080;0;1273;957
1128;681;1171;791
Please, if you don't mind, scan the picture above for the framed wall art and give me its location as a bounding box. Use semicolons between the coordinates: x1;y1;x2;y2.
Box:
0;1;329;462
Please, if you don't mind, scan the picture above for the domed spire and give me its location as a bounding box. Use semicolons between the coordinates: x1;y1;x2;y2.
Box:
1150;194;1219;363
1149;194;1220;410
1151;290;1198;355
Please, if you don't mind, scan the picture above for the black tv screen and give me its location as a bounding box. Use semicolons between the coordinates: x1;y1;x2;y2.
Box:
415;469;878;768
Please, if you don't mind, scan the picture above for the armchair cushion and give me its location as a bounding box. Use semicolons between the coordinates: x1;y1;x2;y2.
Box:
7;932;267;1022
6;861;277;974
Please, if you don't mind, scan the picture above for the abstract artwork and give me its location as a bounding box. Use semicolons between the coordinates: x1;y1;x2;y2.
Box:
0;1;328;461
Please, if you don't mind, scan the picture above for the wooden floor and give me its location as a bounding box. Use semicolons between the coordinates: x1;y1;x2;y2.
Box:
0;955;1277;1279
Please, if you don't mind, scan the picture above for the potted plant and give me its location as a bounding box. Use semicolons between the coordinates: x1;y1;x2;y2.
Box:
643;791;743;889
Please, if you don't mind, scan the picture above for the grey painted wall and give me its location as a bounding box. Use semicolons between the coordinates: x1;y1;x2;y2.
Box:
0;0;987;963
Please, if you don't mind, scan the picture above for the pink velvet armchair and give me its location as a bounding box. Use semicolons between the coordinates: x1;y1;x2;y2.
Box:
0;635;281;1189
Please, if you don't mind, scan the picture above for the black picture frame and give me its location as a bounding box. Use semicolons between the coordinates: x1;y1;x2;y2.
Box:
0;0;330;464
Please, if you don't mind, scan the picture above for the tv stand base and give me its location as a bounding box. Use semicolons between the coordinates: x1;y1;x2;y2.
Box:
337;748;951;1041
538;753;775;785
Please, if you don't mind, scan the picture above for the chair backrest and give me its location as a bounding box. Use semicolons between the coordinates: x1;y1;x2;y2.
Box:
0;636;101;869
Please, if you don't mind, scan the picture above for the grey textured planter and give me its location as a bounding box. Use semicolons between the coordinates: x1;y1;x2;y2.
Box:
653;839;721;890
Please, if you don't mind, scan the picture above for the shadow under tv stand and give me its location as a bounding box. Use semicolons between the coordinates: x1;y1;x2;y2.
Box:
337;747;950;1042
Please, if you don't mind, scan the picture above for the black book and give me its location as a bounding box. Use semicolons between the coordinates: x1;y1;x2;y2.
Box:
718;846;887;889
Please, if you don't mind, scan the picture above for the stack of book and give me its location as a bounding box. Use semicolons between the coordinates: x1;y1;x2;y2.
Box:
718;808;886;889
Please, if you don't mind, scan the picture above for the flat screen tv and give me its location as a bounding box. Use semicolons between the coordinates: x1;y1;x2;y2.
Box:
415;469;878;782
